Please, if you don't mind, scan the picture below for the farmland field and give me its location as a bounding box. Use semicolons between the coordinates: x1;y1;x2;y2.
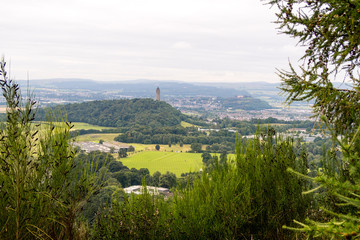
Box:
71;122;116;131
75;133;119;142
121;151;203;177
180;121;200;128
72;133;193;152
33;121;116;131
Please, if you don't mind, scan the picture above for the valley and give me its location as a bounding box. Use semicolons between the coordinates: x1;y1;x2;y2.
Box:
10;79;313;121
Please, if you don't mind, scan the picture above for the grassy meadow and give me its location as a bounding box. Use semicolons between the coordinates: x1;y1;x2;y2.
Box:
180;121;200;128
71;122;116;131
129;143;192;153
75;133;120;142
32;121;115;132
121;151;203;176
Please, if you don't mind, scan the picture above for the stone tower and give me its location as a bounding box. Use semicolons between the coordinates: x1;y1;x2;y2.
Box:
156;87;160;101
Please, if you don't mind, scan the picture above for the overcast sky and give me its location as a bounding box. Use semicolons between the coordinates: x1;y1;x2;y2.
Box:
1;0;304;83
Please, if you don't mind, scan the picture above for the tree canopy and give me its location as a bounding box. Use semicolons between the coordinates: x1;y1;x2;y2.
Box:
268;0;360;238
36;98;187;128
268;0;360;138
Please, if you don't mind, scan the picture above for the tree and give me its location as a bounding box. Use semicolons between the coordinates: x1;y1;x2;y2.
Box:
152;171;161;186
190;142;202;153
128;145;135;152
112;170;131;187
108;160;125;172
159;171;177;188
268;0;360;139
109;147;115;153
0;58;101;239
219;151;227;164
267;0;360;238
139;168;150;177
201;152;212;165
118;148;128;158
155;144;160;151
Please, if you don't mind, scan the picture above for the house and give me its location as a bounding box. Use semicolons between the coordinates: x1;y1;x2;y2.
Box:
123;185;170;196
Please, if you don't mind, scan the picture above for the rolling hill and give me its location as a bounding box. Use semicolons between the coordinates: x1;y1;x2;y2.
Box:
36;98;190;128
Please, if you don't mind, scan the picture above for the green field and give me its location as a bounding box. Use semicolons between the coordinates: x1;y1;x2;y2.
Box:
180;121;200;128
75;133;120;142
71;122;116;131
121;151;203;177
65;122;227;176
33;121;116;131
73;133;194;152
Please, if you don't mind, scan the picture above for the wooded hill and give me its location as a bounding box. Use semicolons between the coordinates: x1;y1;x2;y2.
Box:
36;98;190;128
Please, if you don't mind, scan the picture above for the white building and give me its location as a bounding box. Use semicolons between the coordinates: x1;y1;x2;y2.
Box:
124;185;169;196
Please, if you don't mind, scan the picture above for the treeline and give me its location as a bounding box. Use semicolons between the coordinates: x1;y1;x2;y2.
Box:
214;117;316;132
113;119;317;153
114;126;236;152
75;150;177;189
69;128;124;138
36;98;189;128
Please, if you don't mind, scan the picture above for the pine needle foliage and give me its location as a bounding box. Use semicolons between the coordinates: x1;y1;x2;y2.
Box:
267;0;360;138
0;58;100;240
267;0;360;238
283;128;360;239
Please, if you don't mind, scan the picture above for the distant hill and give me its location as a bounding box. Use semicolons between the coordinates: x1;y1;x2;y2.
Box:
18;79;249;98
36;98;189;128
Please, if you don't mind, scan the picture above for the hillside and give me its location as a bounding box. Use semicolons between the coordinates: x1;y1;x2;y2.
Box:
36;98;189;128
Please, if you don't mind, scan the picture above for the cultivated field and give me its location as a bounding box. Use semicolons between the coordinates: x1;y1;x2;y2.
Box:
32;121;116;131
128;143;192;153
75;133;120;142
71;122;116;131
121;151;203;177
64;122;216;176
180;121;200;128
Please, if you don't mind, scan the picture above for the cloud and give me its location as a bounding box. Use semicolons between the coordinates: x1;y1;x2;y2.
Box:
171;42;192;50
0;0;304;83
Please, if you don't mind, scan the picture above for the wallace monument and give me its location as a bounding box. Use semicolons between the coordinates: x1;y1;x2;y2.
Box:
156;87;160;101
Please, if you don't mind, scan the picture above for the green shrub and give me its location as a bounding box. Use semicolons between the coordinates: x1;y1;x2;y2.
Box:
0;58;101;240
92;130;312;239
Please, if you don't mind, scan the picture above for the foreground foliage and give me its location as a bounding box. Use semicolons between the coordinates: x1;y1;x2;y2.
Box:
0;59;101;240
93;131;312;239
268;0;360;138
268;0;360;238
